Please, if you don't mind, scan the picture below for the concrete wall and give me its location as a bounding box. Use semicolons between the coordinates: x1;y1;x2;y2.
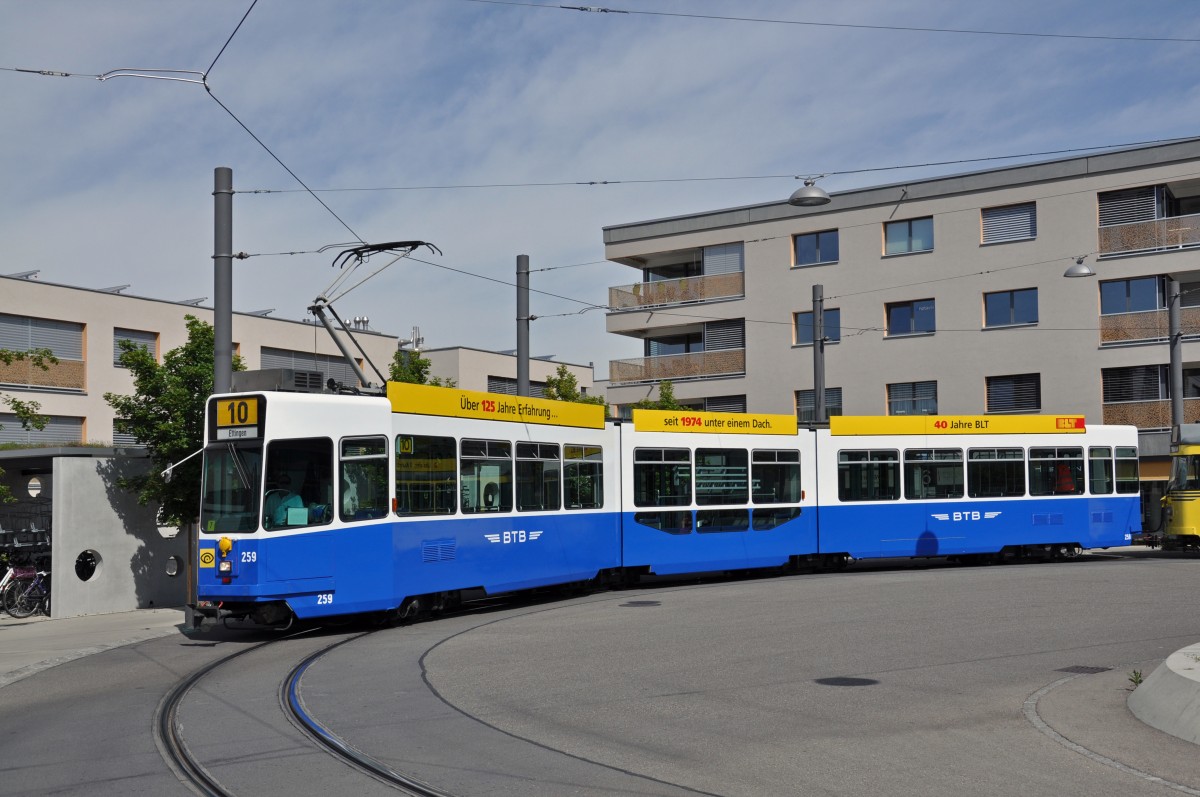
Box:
50;457;188;618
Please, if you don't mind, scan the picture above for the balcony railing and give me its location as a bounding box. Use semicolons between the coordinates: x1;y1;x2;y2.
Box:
0;358;86;392
1102;398;1200;430
609;272;745;311
609;348;746;385
1098;213;1200;257
1100;306;1200;345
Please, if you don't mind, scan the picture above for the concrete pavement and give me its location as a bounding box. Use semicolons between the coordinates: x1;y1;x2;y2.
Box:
0;606;188;689
0;566;1197;751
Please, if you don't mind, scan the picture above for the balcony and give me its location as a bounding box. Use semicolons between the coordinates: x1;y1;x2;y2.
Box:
0;358;86;392
1100;307;1200;345
1103;398;1200;430
609;272;745;311
1098;213;1200;257
609;348;746;385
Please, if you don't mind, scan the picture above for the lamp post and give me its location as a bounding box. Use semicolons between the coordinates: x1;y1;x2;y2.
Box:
1065;258;1182;430
788;176;832;422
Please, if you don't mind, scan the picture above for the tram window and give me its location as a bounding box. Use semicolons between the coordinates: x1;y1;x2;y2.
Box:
752;450;801;504
695;448;748;505
752;507;801;530
565;444;604;509
634;448;692;507
635;510;693;534
396;435;456;516
837;449;900;502
201;443;262;534
517;442;560;512
263;438;334;530
696;509;749;533
1089;447;1114;495
1029;447;1084;496
1116;446;1140;494
461;439;512;513
967;448;1025;498
339;436;389;522
904;449;963;500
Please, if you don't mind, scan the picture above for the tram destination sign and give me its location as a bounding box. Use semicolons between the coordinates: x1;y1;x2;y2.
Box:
210;396;263;441
831;415;1085;436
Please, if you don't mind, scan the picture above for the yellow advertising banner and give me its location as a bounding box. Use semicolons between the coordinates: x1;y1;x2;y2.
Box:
387;382;605;429
632;409;798;435
830;415;1085;436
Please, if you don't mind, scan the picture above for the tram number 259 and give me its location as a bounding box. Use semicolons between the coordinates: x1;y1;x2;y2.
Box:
316;593;334;605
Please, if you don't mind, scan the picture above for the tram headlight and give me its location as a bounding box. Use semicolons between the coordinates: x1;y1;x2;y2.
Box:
219;560;232;575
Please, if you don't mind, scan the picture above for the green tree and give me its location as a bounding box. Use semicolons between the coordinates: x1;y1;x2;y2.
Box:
104;315;241;527
389;349;455;387
543;364;607;409
0;348;56;503
630;379;684;411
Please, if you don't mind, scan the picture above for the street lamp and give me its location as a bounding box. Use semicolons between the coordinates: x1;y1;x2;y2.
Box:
789;176;832;207
1065;257;1182;430
787;177;832;421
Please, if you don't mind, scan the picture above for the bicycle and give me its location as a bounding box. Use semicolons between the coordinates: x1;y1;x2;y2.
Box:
6;569;50;619
0;562;36;615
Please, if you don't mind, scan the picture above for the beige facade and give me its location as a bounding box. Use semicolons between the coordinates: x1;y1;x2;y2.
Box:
0;275;399;445
423;346;595;397
602;138;1200;462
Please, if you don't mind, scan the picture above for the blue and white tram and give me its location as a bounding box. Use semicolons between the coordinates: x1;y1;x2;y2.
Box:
814;415;1140;560
194;383;1142;626
197;383;620;625
617;409;819;576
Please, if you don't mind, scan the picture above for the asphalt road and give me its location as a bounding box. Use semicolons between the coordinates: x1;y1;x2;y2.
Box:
2;550;1199;797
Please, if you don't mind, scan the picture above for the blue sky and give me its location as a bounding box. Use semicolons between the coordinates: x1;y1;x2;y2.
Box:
3;1;1199;378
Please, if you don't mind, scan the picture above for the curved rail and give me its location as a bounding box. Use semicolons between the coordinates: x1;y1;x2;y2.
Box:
154;639;275;797
282;632;458;797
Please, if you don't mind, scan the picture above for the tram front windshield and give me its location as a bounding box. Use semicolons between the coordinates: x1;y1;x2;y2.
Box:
201;442;263;533
1169;453;1200;491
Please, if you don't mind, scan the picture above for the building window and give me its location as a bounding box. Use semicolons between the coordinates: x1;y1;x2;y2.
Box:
0;413;84;445
886;299;935;336
703;395;747;413
986;373;1040;413
794;309;841;345
984;288;1038;327
793;230;839;267
1100;276;1163;315
486;376;546;398
1098;186;1161;227
795;388;843;422
113;328;158;367
702;243;744;275
887;381;937;415
981;202;1037;244
1102;365;1200;402
0;313;84;360
647;332;703;356
884;217;933;255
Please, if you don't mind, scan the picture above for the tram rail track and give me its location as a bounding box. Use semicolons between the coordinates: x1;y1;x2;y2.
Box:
154;622;462;797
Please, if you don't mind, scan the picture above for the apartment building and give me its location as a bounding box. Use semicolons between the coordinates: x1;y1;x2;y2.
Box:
602;137;1200;508
0;274;399;445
